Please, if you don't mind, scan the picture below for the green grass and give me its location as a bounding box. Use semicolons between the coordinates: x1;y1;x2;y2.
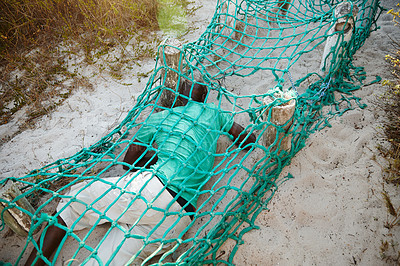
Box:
157;0;188;37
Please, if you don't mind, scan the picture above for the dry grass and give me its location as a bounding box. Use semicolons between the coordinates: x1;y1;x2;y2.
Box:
377;5;400;264
378;47;400;261
0;0;159;54
380;44;400;185
0;0;160;130
377;5;400;185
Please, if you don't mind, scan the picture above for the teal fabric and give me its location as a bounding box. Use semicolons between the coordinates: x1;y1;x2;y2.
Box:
136;101;234;206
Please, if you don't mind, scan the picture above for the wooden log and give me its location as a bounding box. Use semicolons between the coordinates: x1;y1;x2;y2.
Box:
159;38;183;108
0;180;36;236
320;1;359;75
263;90;296;156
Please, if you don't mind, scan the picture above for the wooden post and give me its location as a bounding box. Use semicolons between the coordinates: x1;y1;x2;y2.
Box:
221;2;235;30
320;1;358;75
269;0;292;23
159;39;183;108
277;0;291;17
0;180;36;236
263;90;296;156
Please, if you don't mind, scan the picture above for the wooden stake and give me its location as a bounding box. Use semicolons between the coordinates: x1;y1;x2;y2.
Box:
277;0;291;17
159;39;183;108
320;1;358;75
0;180;36;236
263;90;296;156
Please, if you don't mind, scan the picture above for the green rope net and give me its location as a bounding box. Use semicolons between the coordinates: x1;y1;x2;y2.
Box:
0;0;382;265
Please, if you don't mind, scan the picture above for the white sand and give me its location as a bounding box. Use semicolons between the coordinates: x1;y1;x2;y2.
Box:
1;0;400;265
232;1;400;264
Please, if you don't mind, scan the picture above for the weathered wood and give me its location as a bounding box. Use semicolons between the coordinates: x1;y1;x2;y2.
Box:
277;0;291;16
263;90;296;156
320;1;359;75
159;39;183;108
0;180;36;236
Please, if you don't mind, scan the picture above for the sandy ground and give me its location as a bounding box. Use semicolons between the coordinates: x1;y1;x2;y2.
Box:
1;0;400;265
232;1;400;265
